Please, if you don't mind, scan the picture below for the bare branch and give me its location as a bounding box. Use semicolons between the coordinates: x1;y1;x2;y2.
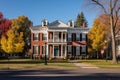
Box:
114;7;120;27
91;0;107;13
113;0;118;9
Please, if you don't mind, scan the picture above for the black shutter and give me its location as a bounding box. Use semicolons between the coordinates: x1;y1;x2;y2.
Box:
86;34;88;42
80;33;82;41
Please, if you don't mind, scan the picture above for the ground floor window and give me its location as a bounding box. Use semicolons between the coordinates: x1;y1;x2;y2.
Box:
76;46;80;55
54;46;59;56
33;46;39;54
67;45;72;53
82;46;86;53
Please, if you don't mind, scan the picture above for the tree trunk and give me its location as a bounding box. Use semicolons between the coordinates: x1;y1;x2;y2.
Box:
110;15;117;64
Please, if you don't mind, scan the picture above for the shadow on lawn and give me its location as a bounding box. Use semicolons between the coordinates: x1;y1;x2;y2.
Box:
0;59;68;64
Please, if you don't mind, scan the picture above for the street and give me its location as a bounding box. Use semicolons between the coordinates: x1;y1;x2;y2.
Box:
0;68;120;80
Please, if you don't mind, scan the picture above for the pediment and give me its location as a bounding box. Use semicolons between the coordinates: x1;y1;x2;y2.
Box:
49;20;69;27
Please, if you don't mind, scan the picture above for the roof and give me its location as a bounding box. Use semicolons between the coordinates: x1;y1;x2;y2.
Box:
49;20;69;27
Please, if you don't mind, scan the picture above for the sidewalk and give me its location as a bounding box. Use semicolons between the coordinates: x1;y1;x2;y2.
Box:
73;62;99;69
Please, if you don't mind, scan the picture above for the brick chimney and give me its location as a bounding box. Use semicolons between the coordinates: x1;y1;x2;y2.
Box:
82;22;87;28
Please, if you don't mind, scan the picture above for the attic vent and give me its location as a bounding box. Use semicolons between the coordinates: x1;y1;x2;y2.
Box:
42;19;48;27
68;20;74;27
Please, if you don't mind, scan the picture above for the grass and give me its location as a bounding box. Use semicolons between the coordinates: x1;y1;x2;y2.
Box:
0;59;78;69
74;60;120;68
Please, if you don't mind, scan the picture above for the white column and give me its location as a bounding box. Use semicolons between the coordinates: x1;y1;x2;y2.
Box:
61;32;63;42
61;45;63;58
47;32;48;42
65;32;67;42
65;45;67;57
53;32;54;42
53;45;54;58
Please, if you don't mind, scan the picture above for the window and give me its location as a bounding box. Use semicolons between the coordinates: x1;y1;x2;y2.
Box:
42;46;46;54
54;32;59;42
82;33;86;41
76;34;80;41
43;34;47;41
68;45;72;53
68;34;71;41
72;33;76;41
82;46;86;53
33;33;39;41
33;46;39;54
76;46;80;55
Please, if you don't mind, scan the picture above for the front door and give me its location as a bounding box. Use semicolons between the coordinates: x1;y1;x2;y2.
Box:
54;46;59;57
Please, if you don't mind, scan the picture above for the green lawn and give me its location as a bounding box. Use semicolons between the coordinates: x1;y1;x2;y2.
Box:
74;60;120;68
0;59;78;69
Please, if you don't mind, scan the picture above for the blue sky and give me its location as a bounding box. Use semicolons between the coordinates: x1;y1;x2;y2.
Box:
0;0;98;27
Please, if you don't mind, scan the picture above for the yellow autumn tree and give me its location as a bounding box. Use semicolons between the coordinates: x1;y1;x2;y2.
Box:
88;18;106;58
1;29;25;54
14;32;25;53
1;36;8;53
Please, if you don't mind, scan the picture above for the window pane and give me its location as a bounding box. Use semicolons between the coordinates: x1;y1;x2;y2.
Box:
68;46;71;52
76;46;80;55
76;34;80;41
68;34;71;41
82;34;86;41
43;34;47;40
33;33;39;40
82;46;86;52
33;46;39;54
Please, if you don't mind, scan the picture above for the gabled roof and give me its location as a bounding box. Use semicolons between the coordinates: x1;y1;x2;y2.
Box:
49;20;69;27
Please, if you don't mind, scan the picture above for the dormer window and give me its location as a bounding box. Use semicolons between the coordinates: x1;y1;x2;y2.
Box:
42;19;48;27
68;20;74;27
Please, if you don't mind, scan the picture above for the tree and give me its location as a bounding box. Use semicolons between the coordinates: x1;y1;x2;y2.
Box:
0;12;11;37
75;12;87;27
11;16;32;53
89;0;120;64
1;29;25;54
88;18;106;58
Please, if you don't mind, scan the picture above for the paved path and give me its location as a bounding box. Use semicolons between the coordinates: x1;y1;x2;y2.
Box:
73;62;99;68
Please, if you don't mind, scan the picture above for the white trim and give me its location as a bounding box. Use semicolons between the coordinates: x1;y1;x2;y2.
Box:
53;45;54;58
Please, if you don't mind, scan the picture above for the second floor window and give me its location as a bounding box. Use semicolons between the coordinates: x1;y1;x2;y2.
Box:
82;33;86;41
33;33;39;41
76;34;80;41
68;34;71;41
43;34;47;41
